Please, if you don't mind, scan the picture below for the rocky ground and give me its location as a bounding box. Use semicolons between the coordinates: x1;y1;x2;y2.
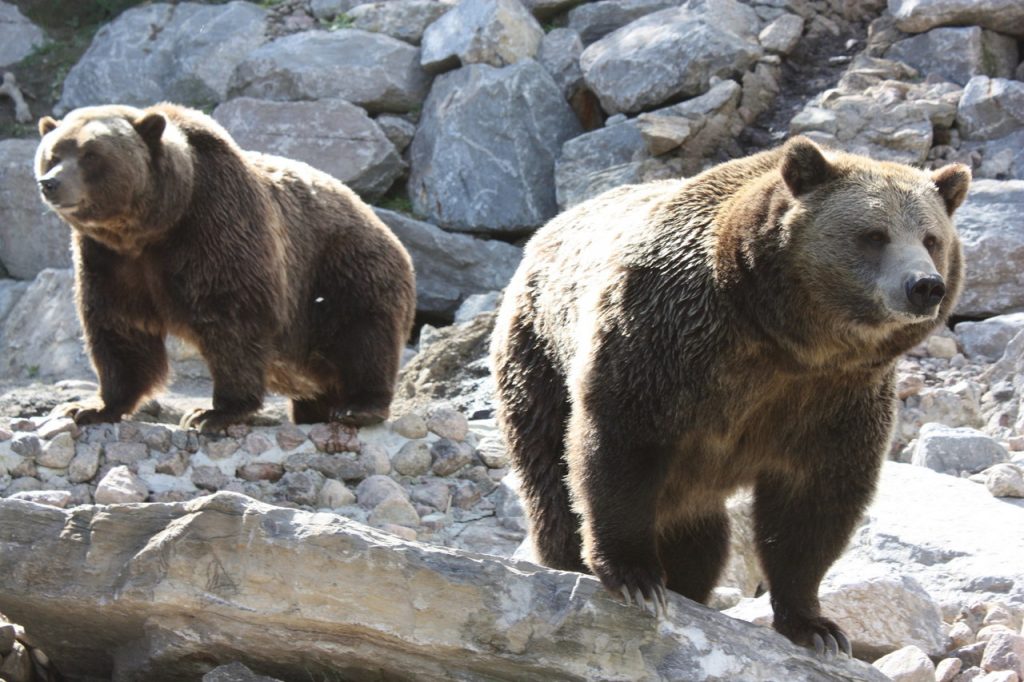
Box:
2;0;1024;680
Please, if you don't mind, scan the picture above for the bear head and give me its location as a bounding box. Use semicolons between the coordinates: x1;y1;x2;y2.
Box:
773;136;969;350
35;105;193;254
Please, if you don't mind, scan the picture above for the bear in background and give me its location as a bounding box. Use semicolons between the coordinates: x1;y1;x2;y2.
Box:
35;103;416;432
491;136;970;653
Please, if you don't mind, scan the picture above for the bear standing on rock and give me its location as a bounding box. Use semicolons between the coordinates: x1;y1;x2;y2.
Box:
35;103;415;432
491;137;970;653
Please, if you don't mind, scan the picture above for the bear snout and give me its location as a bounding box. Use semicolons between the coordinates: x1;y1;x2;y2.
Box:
904;273;946;313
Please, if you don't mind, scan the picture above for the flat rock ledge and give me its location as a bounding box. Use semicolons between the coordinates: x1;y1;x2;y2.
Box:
0;492;886;681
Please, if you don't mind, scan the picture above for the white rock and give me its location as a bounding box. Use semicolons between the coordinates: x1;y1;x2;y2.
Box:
872;645;935;682
368;495;420;528
68;443;100;484
36;432;75;469
391;441;432;477
94;466;147;504
420;0;543;73
982;464;1024;498
8;490;72;508
935;657;962;682
758;13;803;55
425;404;468;441
980;632;1024;677
928;335;959;359
355;474;407;508
956;314;1024;362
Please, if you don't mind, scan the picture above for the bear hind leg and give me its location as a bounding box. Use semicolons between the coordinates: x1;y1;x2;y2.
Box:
494;324;583;573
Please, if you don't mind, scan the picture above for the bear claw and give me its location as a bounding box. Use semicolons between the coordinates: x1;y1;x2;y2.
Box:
180;408;248;433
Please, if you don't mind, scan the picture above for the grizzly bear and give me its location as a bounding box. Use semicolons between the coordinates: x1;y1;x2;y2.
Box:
491;136;970;654
35;103;415;432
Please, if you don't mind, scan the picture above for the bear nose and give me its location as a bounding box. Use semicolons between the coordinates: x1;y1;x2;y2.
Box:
905;274;946;312
39;177;60;196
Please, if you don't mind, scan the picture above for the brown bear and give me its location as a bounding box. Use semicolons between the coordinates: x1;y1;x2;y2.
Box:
491;136;970;654
35;103;416;432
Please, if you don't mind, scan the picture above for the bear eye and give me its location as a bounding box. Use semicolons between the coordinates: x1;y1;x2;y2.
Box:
861;230;889;246
923;234;939;251
80;150;97;162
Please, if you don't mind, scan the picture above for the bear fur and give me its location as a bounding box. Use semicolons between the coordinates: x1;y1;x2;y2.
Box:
35;103;416;431
491;136;970;650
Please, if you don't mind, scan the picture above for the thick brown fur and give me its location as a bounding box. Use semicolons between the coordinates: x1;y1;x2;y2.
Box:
491;136;970;650
36;103;415;431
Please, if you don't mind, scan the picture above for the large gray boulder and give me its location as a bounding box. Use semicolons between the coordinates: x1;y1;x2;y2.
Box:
554;120;649;209
580;0;761;115
955;313;1024;361
567;0;679;44
537;28;584;100
885;27;1017;86
966;129;1024;181
57;2;268;113
0;491;888;681
229;29;430;114
911;423;1010;476
0;140;72;280
373;208;522;317
213;98;404;200
954;179;1024;318
0;269;90;380
348;0;452;46
420;0;543;74
957;76;1024;142
0;1;45;67
408;60;582;234
888;0;1024;37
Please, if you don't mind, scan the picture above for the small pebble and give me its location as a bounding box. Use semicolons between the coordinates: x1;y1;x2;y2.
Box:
425;404;468;441
391;413;428;439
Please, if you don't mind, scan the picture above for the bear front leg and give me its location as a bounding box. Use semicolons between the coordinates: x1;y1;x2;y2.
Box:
566;408;669;616
181;329;267;433
753;399;888;656
64;326;168;425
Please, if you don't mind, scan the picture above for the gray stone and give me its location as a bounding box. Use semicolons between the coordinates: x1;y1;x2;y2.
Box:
453;291;501;323
277;469;325;507
393;312;496;419
0;491;891;680
758;13;804;55
94;466;147;504
58;2;268;112
886;28;1017;86
390;413;429;439
191;465;229;492
408;60;581;233
872;645;936;682
410;479;450;511
954;180;1024;318
36;433;74;469
372;209;522;317
522;0;583;19
392;440;433;476
68;443;100;484
0;269;90;380
790;66;960;165
368;494;420;527
9;489;72;508
317;478;356;508
636;78;743;156
0;1;45;67
9;433;39;461
355;474;407;508
888;0;1024;38
475;436;508;469
374;114;416;152
955;314;1024;361
275;425;307;451
958;77;1024;142
568;0;679;44
425;404;468;441
203;661;283;682
580;0;761;115
912;423;1009;475
358;444;391;476
349;0;452;46
105;442;149;466
213;98;403;201
420;0;543;74
555;120;647;209
0;140;73;280
968;129;1024;181
538;28;584;99
0;279;28;323
430;438;473;476
229;29;430;114
310;0;363;20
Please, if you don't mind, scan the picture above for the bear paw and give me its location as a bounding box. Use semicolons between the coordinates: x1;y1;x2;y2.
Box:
330;406;389;427
180;408;249;434
775;615;852;658
596;562;668;619
58;401;123;426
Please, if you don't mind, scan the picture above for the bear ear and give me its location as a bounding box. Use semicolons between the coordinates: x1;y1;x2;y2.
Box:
38;116;59;137
931;163;971;215
132;112;166;148
780;136;835;197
